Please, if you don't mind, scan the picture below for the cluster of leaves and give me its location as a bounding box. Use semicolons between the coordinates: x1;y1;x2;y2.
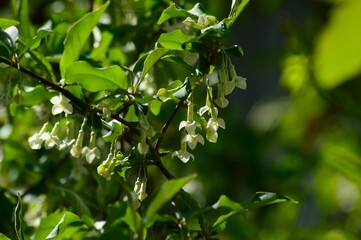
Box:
0;0;297;239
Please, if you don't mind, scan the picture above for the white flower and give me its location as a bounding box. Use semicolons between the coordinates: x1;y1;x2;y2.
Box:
70;130;84;158
206;117;225;132
205;117;225;143
82;146;101;164
184;133;204;150
5;26;18;48
172;147;194;163
50;94;73;115
179;120;201;134
28;122;49;150
40;122;61;149
134;177;148;202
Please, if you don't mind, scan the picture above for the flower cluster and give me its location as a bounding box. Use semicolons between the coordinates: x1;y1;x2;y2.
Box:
28;94;100;166
172;64;246;163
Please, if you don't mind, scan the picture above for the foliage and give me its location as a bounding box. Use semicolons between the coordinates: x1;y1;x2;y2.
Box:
0;0;298;239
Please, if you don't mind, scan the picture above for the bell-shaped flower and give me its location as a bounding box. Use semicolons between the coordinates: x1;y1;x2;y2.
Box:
82;146;101;164
134;177;148;202
179;120;201;134
82;131;101;164
205;117;225;143
97;153;113;180
97;150;121;180
234;76;247;90
206;117;225;133
214;94;229;108
70;130;84;158
184;133;204;150
172;142;194;163
229;64;247;90
50;94;73;115
40;122;61;149
28;122;49;150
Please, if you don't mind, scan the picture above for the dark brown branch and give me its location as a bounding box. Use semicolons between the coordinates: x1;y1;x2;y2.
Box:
155;101;186;152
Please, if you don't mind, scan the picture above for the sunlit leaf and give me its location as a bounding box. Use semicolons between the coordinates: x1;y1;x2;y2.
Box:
150;99;162;115
243;192;298;211
17;0;33;40
157;4;196;25
228;0;249;28
0;232;11;240
0;18;19;29
314;0;361;89
102;120;123;142
157;30;193;50
144;174;197;227
60;1;110;77
65;61;128;92
139;48;169;81
34;211;85;240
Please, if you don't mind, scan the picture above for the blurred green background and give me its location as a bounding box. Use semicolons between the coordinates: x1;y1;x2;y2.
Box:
2;0;361;239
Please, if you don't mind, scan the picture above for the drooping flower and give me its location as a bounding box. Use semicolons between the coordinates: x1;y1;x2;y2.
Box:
134;177;148;202
28;122;49;150
82;131;100;164
97;153;113;180
179;120;201;134
184;133;204;150
214;94;229;108
40;122;61;149
70;118;87;158
172;141;195;163
70;130;84;158
82;146;101;164
50;94;73;115
205;117;225;143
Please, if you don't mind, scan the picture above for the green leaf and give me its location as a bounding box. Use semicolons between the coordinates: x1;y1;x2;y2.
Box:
60;1;110;77
144;174;197;227
17;0;33;40
243;192;298;211
150;99;162;115
21;85;50;106
0;29;16;55
161;55;197;74
65;61;128;92
0;18;19;29
0;232;11;240
224;45;244;57
118;205;142;233
124;104;139;122
228;0;249;28
26;49;56;81
25;21;54;51
139;48;170;81
102;120;124;142
157;4;193;25
34;211;84;240
14;193;24;240
212;195;244;212
157;30;193;50
211;195;244;229
314;0;361;89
